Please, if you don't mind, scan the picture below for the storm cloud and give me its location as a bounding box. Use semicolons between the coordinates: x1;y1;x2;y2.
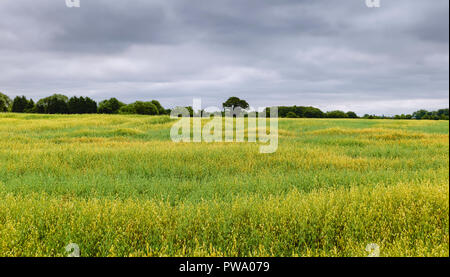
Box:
0;0;448;115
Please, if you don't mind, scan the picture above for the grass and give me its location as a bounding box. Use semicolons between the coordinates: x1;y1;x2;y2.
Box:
0;113;448;257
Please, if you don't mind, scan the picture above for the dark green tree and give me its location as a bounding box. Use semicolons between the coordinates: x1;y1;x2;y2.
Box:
68;96;98;114
185;106;194;117
133;101;159;115
0;92;12;112
151;100;165;115
326;110;349;118
24;98;35;113
118;104;137;114
437;109;449;120
277;106;292;118
223;97;249;110
346;111;358;118
84;97;98;114
68;96;83;114
303;107;325;118
98;98;124;114
412;109;429;120
286;111;298;118
276;106;324;118
35;94;69;114
12;96;33;113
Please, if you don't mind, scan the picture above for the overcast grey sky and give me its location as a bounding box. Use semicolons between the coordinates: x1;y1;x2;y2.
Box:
0;0;448;115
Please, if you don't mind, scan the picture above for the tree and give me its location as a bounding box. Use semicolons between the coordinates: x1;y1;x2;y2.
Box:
346;111;358;118
437;109;449;120
68;96;97;114
326;110;349;118
98;98;124;114
151;100;165;115
68;96;83;114
118;104;136;114
412;109;429;120
222;97;249;110
35;94;69;114
303;107;325;118
117;100;165;115
185;106;194;117
0;92;12;112
409;109;448;120
286;111;298;118
25;99;35;113
12;96;34;113
276;106;324;118
133;101;159;115
278;106;292;118
84;97;98;114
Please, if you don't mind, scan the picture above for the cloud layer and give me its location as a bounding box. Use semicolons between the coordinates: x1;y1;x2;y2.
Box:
0;0;448;115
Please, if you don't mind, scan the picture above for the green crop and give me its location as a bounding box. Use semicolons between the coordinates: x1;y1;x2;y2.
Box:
0;114;448;257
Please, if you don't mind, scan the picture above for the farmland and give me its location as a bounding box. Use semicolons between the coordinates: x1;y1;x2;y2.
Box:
0;113;448;257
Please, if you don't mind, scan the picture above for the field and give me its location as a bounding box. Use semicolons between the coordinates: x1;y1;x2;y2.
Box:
0;113;448;257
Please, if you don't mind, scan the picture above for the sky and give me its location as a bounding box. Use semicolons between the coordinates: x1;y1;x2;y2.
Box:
0;0;448;115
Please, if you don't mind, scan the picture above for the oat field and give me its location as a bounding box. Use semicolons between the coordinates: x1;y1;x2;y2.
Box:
0;113;448;257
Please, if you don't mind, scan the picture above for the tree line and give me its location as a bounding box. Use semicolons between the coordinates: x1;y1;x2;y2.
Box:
274;106;358;119
357;109;449;120
0;92;169;115
273;105;448;120
0;92;448;120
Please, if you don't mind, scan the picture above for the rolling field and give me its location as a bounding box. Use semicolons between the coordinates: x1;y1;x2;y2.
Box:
0;113;448;257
